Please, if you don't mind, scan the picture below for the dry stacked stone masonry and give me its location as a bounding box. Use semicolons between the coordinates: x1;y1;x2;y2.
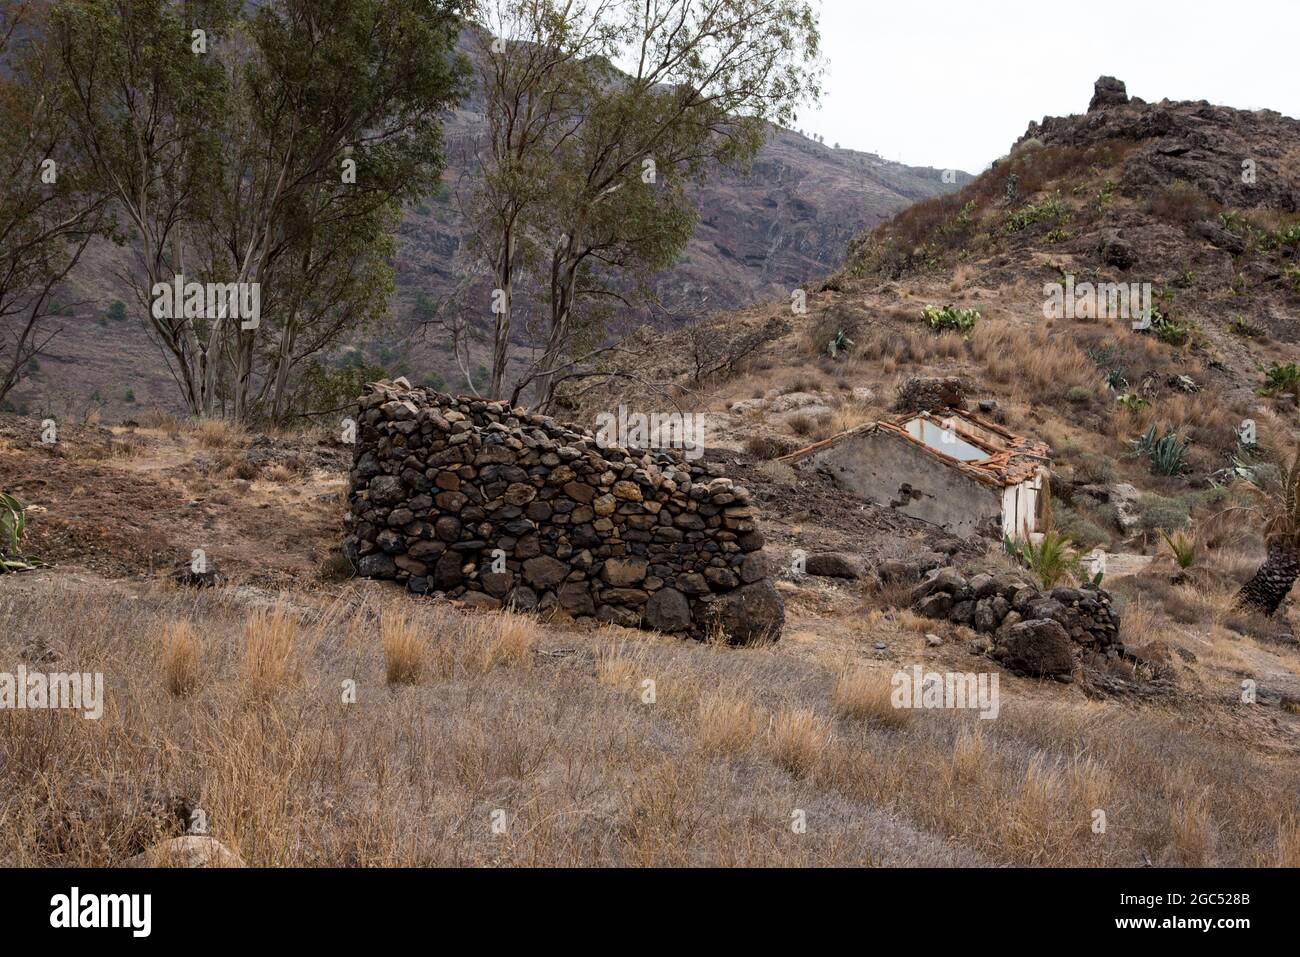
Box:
908;566;1122;679
343;380;785;643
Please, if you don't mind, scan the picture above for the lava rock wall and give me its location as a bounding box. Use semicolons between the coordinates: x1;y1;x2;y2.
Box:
343;380;784;643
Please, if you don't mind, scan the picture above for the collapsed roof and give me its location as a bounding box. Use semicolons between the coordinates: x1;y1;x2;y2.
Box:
781;408;1050;488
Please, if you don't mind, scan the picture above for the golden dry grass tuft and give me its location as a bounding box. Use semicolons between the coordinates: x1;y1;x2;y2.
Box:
239;605;302;695
832;666;911;727
380;608;425;685
189;417;248;450
161;620;202;697
766;706;832;778
696;686;764;756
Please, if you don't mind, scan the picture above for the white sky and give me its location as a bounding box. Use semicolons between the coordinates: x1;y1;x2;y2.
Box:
800;0;1300;174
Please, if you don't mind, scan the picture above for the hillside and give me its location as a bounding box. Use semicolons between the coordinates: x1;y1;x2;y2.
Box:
3;76;1299;872
5;29;966;421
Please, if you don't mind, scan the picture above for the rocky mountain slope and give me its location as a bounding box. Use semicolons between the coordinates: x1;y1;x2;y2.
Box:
8;32;966;419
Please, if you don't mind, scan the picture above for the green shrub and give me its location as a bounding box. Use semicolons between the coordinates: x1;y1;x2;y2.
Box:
1137;493;1189;533
0;491;42;573
1149;311;1194;346
1261;363;1300;396
1073;452;1116;485
1004;529;1080;589
921;304;980;334
1129;425;1191;475
105;300;127;322
1001;194;1066;234
1054;504;1111;550
1160;529;1197;568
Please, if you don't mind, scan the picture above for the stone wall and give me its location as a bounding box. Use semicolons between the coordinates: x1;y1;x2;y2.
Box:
910;566;1122;679
343;380;784;643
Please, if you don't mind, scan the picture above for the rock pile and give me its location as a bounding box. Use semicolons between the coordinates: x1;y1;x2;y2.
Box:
344;380;784;643
910;567;1122;678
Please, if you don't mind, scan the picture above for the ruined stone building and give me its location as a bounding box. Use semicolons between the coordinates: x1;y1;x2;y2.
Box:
783;409;1050;539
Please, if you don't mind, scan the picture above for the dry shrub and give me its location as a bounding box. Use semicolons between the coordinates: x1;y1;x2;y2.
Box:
161;621;202;697
969;324;1097;399
264;464;297;483
110;437;146;459
743;433;797;460
1118;596;1165;647
380;608;425;685
1148;182;1220;225
766;707;831;778
190;418;248;450
464;610;537;673
240;605;302;695
595;640;642;689
696;687;763;756
832;667;911;727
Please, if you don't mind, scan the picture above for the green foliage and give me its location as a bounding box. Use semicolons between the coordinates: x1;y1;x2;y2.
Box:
1137;493;1189;534
1003;530;1079;589
1054;504;1111;550
826;329;854;358
1271;222;1300;248
0;491;42;573
1115;392;1147;412
1229;314;1264;338
1129;425;1191;475
1260;363;1300;396
1160;529;1197;569
921;304;980;334
293;359;387;417
1148;311;1194;346
105;300;127;322
1001;194;1065;234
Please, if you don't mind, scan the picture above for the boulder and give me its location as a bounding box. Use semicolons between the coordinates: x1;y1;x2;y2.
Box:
645;587;691;632
706;581;785;645
997;619;1075;678
805;552;862;579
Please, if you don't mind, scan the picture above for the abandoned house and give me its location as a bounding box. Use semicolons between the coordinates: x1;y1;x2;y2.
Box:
782;409;1051;539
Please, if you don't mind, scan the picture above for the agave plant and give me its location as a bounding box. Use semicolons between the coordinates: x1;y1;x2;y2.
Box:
0;491;42;573
1129;425;1191;476
1237;446;1300;616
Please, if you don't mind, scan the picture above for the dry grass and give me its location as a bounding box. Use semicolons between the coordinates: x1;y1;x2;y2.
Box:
463;610;538;673
189;417;248;450
380;608;425;685
2;575;1299;868
696;686;764;755
766;706;832;778
239;605;302;696
161;621;202;697
832;666;911;727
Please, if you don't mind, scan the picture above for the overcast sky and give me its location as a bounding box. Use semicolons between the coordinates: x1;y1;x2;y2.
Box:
799;0;1300;175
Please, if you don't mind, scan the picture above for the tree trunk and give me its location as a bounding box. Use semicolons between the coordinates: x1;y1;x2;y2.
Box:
1236;539;1300;616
